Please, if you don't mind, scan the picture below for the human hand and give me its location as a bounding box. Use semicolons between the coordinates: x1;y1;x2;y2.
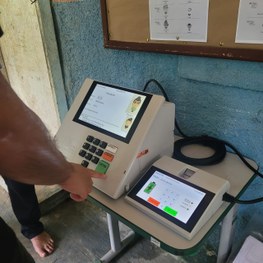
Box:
59;163;106;202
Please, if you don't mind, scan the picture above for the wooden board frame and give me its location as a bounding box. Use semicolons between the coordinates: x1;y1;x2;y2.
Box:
100;0;263;62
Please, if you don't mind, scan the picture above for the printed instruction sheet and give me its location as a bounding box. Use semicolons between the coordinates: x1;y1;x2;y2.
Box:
235;0;263;44
149;0;209;42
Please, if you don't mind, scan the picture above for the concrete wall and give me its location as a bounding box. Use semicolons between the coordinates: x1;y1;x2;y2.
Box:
0;0;61;137
50;0;263;251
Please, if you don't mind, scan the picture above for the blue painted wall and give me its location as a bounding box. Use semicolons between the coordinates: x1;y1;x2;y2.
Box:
51;0;263;255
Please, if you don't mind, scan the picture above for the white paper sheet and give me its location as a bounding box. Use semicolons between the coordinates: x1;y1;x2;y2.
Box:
233;235;263;263
149;0;209;42
235;0;263;44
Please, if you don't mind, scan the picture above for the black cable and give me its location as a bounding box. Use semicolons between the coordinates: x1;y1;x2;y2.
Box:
219;140;263;179
143;79;188;138
174;136;263;204
223;193;263;204
143;79;170;102
142;80;227;165
143;79;260;172
174;118;188;138
173;136;226;166
143;78;263;204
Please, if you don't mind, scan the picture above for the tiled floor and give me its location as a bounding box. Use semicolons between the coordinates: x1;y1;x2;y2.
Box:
0;186;219;263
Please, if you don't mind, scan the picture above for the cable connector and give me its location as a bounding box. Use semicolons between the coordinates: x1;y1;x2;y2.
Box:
223;193;236;203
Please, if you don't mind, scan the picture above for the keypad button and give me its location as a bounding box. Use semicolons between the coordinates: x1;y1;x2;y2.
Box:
81;136;114;172
93;138;100;145
99;141;107;149
91;156;99;164
86;135;94;142
102;152;114;162
85;153;93;160
96;160;110;174
82;142;90;150
89;145;97;153
81;160;89;167
95;149;103;156
79;149;86;157
106;144;118;154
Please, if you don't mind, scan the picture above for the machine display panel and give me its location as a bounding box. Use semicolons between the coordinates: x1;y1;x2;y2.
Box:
127;166;215;232
73;81;152;143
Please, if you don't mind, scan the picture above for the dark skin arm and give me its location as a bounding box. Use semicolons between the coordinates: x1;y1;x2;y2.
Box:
0;73;105;201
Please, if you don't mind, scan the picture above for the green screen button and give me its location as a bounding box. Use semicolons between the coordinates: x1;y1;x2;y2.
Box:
163;206;178;217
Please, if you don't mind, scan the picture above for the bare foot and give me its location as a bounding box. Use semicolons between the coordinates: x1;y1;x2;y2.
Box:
30;231;55;257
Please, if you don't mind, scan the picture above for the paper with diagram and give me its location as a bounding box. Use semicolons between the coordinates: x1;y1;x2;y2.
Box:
236;0;263;44
149;0;209;42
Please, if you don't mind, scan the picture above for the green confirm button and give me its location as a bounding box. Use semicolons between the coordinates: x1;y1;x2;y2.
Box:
95;160;110;174
164;206;178;217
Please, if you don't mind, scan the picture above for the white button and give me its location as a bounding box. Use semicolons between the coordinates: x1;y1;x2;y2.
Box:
106;144;118;154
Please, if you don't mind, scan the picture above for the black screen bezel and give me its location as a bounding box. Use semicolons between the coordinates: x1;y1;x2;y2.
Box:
127;166;215;233
73;81;152;144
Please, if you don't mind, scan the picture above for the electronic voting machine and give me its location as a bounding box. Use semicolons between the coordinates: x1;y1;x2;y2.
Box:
55;78;175;199
125;156;230;240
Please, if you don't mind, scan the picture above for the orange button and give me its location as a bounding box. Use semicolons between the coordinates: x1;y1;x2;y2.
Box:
102;152;114;162
147;197;160;207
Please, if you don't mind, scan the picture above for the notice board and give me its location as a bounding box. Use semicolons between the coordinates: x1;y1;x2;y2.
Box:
100;0;263;62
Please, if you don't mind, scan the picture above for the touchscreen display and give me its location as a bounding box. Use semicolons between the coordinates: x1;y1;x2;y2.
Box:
73;81;152;143
127;167;214;232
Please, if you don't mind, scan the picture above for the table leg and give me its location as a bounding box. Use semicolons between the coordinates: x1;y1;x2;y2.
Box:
217;205;238;263
99;213;137;263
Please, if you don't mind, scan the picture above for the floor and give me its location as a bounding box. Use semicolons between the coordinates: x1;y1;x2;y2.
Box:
0;186;220;263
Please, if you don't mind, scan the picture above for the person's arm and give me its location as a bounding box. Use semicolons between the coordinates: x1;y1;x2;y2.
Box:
0;73;105;201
